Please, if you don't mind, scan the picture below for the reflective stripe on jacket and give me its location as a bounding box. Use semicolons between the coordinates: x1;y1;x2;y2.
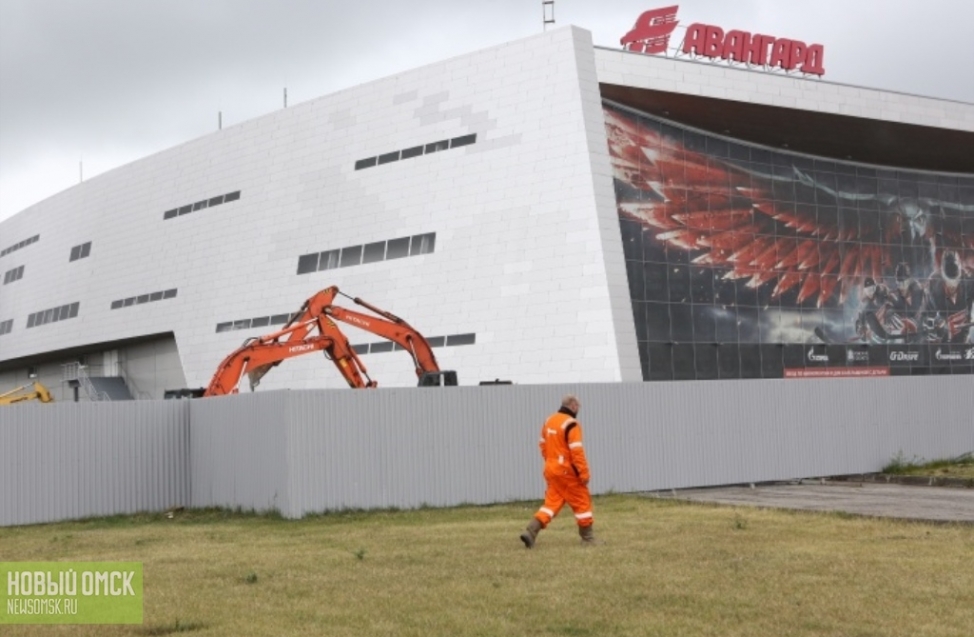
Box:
539;409;590;482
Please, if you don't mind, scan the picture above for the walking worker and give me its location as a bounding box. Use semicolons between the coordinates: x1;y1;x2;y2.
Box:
520;393;597;547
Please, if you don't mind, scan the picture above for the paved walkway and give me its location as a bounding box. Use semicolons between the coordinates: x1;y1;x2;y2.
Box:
652;481;974;524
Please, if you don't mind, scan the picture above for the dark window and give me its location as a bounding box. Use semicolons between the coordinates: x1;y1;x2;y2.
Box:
446;333;476;346
224;191;241;203
401;145;424;159
351;344;369;355
362;241;385;264
233;319;251;330
80;242;91;258
163;289;177;299
427;336;445;348
70;246;81;261
193;200;208;211
270;314;290;325
318;249;340;271
378;151;400;165
297;253;320;275
137;295;150;304
111;300;123;310
216;322;232;333
410;233;436;256
208;195;224;207
163;209;178;220
251;316;270;328
450;134;476;148
58;305;71;320
123;297;135;307
149;291;164;302
355;157;377;170
386;237;410;259
370;342;393;353
340;245;362;267
27;314;36;328
425;140;449;154
43;309;54;324
178;205;192;216
69;302;79;318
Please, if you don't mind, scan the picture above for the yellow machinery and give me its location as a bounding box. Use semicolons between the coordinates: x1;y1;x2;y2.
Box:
0;381;54;405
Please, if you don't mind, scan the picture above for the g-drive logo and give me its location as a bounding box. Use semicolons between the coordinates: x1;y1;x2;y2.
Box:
621;5;680;54
889;350;920;362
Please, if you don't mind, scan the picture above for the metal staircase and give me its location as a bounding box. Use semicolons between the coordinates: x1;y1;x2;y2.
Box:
61;363;110;401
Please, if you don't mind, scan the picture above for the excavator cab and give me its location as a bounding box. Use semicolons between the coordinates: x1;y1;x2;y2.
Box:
418;371;458;387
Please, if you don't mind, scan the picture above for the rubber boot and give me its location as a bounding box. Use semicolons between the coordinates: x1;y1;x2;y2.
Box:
520;518;542;548
579;524;598;545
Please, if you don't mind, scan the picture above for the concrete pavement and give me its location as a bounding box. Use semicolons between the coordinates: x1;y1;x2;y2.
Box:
651;481;974;524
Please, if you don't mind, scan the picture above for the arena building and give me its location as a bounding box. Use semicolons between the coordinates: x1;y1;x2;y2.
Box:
2;22;973;401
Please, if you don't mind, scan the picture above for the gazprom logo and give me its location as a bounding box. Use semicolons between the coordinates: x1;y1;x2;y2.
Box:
935;348;962;362
966;347;974;361
807;347;828;362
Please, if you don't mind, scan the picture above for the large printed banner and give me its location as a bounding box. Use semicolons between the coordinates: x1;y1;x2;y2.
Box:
604;103;974;380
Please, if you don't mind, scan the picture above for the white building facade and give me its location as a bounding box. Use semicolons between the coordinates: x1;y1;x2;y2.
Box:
2;26;972;400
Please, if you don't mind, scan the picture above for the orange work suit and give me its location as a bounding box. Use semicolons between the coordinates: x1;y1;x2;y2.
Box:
533;407;593;529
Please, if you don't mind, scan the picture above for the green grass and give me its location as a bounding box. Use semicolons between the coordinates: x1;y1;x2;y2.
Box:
882;451;974;478
1;495;972;636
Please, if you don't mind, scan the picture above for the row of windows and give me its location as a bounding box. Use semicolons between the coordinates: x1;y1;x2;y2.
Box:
3;265;24;285
163;190;241;220
1;234;39;258
215;312;300;333
69;241;92;262
637;342;974;381
27;302;80;328
350;333;476;354
110;288;178;310
0;319;12;336
354;134;477;171
297;232;436;275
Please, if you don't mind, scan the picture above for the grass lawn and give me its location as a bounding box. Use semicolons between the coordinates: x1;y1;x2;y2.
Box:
883;454;974;480
1;495;972;636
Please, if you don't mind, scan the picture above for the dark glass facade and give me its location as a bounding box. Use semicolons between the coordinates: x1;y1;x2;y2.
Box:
605;103;974;380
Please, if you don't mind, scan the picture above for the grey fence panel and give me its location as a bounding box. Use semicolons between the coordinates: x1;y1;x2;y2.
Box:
2;376;971;527
282;377;972;518
0;401;189;527
189;392;290;514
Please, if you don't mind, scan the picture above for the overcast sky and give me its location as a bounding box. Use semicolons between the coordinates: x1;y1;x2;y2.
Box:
1;0;972;223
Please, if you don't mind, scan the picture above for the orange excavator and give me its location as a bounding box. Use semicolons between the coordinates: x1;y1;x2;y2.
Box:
201;286;456;396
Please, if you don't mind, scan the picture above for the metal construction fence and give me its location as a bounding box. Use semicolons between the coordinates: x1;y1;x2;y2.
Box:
2;376;972;526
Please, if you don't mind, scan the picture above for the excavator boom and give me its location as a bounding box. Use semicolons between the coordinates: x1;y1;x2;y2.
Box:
0;381;54;405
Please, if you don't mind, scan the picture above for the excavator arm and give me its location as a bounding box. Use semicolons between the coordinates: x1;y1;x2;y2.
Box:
204;287;374;396
202;286;450;396
0;381;54;405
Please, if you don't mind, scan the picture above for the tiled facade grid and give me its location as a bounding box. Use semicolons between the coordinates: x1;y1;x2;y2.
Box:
0;26;634;390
